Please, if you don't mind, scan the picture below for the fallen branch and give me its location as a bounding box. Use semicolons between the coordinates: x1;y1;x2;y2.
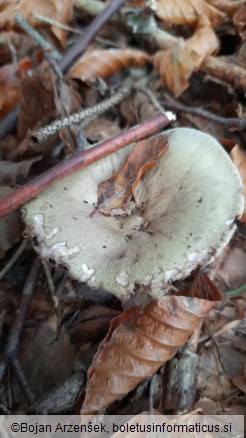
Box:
0;112;175;218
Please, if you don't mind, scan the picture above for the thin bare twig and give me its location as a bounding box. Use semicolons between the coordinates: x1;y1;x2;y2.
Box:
164;92;246;130
42;260;58;309
32;88;132;143
0;111;176;218
14;13;61;61
0;240;28;280
0;257;40;402
59;0;127;72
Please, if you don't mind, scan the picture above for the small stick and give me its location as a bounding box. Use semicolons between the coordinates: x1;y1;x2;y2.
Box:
34;14;83;35
42;260;58;309
12;358;36;404
32;88;132;143
0;111;176;218
0;257;40;394
14;13;61;61
164;92;246;130
59;0;127;73
0;240;28;280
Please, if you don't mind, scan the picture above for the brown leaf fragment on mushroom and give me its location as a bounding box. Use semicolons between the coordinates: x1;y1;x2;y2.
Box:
96;135;168;216
80;272;221;415
230;144;246;224
68;49;150;82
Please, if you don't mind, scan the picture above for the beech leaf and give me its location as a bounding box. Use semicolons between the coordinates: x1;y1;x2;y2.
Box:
0;0;73;46
68;49;150;82
96;135;168;215
150;0;225;27
153;22;219;96
80;272;221;415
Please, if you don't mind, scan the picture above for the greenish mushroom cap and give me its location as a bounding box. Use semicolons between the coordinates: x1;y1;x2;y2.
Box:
24;128;244;300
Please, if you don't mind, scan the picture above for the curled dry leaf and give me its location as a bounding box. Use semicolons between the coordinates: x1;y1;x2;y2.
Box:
153;23;219;96
96;135;168;215
68;49;150;82
154;46;200;97
0;0;73;46
207;0;246;16
230;144;246;224
120;90;157;126
149;0;225;27
80;272;221;415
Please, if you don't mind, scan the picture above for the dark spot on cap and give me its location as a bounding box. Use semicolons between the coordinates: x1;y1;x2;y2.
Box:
179;186;183;191
83;200;88;204
197;197;203;203
64;187;68;191
189;233;192;236
103;245;107;248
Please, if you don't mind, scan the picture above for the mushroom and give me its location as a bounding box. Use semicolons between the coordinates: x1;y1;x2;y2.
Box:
24;128;244;300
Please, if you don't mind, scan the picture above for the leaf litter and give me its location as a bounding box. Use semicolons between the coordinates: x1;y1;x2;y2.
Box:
0;0;245;417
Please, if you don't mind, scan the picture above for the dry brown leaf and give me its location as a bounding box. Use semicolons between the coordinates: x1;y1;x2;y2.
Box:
185;21;220;68
96;135;168;215
230;144;246;224
120;91;157;126
154;46;200;97
233;6;246;40
68;49;150;82
80;272;221;414
0;0;73;46
17;75;56;140
207;0;246;16
154;23;219;96
84;117;121;143
151;0;225;27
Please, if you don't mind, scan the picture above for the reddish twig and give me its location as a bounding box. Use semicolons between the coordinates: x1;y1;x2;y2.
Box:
0;112;175;218
0;257;40;402
59;0;126;72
